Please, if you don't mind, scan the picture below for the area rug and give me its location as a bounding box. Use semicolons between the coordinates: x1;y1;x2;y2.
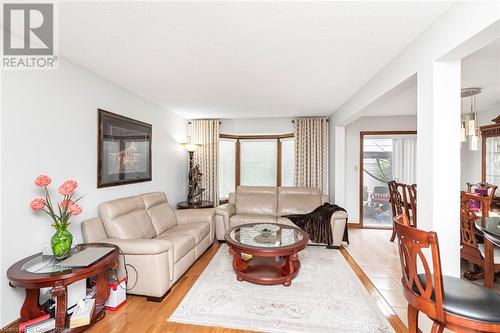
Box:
168;245;395;333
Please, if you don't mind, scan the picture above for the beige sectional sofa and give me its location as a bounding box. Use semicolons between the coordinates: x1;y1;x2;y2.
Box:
215;186;348;248
81;192;214;301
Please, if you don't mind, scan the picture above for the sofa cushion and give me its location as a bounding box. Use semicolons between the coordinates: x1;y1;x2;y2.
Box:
278;187;322;216
235;186;278;216
142;192;177;235
230;214;277;227
98;195;156;240
81;217;108;242
166;223;210;244
228;192;236;205
276;217;296;227
157;232;196;263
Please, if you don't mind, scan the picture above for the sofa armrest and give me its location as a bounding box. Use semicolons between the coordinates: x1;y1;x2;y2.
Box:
215;203;236;229
174;208;215;225
329;211;348;248
102;238;173;255
81;217;108;243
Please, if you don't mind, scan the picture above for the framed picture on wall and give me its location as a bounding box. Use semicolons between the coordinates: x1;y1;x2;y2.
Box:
97;109;152;188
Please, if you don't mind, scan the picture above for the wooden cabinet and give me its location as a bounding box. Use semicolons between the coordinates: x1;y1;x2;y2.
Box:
481;115;500;208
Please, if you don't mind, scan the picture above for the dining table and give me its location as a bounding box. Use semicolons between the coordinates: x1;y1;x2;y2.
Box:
475;216;500;288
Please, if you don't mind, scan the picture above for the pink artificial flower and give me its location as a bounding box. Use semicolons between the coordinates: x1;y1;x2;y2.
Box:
67;204;82;216
34;175;51;187
30;198;46;211
58;180;78;196
59;199;74;209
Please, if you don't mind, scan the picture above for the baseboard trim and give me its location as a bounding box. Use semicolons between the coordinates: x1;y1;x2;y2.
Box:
2;317;22;331
306;243;340;250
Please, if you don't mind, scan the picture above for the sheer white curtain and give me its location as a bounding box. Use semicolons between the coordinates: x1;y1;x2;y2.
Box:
392;137;417;183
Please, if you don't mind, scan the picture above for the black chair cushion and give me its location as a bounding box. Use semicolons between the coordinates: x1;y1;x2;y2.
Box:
417;274;500;323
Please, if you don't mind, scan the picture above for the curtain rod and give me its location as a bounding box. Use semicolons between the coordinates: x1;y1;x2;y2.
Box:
187;119;329;124
187;121;222;125
291;119;329;123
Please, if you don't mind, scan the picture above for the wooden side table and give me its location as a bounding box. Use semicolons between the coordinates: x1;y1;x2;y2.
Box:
7;243;119;332
177;200;214;209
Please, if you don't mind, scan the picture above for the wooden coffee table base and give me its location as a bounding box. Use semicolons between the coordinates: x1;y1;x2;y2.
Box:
229;247;301;286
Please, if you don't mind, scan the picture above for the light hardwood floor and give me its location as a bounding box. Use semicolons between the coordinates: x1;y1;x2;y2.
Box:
87;242;257;333
345;227;500;333
87;239;407;333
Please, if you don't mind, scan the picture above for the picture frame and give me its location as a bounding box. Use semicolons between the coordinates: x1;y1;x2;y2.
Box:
97;109;152;188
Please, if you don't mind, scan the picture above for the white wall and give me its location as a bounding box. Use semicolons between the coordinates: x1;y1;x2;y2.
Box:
328;118;337;202
461;104;500;187
220;117;293;135
344;116;417;223
1;59;188;326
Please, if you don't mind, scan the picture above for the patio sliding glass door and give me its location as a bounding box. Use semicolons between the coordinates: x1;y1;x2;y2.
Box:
360;131;417;228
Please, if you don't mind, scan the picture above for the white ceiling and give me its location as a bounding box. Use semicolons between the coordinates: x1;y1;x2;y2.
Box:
356;38;500;119
55;1;454;119
462;38;500;112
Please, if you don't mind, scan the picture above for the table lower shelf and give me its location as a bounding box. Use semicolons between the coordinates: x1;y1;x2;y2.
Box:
233;255;301;286
44;304;106;333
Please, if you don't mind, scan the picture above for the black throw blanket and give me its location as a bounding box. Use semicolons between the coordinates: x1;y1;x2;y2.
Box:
284;203;349;247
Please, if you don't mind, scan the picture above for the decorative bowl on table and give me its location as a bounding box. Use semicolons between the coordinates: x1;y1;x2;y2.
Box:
253;224;280;236
253;234;279;244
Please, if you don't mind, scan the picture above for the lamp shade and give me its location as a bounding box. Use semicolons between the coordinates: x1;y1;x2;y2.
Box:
467;119;476;136
182;142;201;152
469;134;479;151
460;126;467;143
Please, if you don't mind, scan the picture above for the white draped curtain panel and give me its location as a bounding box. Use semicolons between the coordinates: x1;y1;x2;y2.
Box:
189;120;219;204
392;137;417;184
293;117;329;194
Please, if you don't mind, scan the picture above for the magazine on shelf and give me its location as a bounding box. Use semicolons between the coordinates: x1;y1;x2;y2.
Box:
18;314;50;332
24;318;55;333
69;298;95;328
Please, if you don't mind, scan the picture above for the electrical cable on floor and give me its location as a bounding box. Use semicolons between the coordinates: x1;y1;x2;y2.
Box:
111;249;138;291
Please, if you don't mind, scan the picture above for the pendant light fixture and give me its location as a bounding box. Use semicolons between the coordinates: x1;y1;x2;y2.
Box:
461;88;482;151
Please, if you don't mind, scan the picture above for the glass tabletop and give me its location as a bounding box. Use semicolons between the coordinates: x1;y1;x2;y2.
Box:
21;254;73;274
228;223;304;248
475;217;500;239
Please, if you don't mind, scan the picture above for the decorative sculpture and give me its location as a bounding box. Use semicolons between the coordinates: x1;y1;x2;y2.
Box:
188;164;205;203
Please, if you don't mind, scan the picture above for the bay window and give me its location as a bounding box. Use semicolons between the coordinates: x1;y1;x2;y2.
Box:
218;134;295;200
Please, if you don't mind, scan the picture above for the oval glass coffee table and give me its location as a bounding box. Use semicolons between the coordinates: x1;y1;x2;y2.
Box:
224;223;309;286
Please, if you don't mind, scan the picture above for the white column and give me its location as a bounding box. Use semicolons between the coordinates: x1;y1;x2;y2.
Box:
334;126;346;207
417;60;461;277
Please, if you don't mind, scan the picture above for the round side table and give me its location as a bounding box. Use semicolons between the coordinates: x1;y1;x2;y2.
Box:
7;243;119;332
177;200;214;209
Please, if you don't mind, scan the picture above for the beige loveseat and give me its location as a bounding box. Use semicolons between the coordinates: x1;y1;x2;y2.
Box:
81;192;214;301
215;186;347;248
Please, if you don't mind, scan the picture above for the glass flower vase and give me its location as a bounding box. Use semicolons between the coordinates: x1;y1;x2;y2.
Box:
51;228;73;259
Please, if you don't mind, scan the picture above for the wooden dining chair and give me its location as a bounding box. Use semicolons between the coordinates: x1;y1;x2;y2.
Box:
406;183;417;227
388;181;404;241
467;182;498;203
388;181;416;242
460;191;500;281
394;214;500;333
